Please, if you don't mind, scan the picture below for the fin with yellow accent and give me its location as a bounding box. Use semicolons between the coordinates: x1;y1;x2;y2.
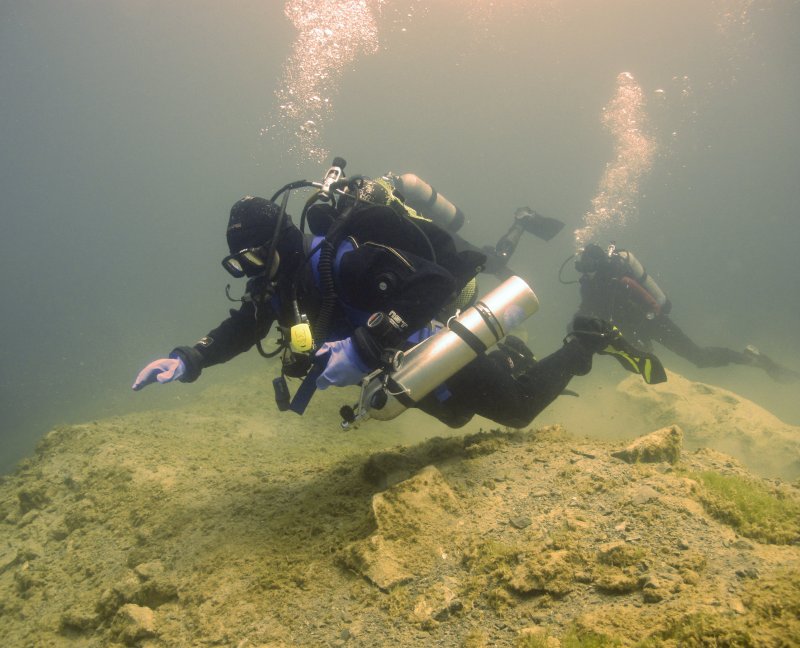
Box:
567;316;667;385
599;330;667;385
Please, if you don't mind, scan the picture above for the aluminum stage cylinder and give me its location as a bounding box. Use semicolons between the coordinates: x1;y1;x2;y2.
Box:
367;275;539;421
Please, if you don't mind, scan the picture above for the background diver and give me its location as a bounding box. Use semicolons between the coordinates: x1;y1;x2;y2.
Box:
567;243;799;383
132;160;665;430
374;171;798;385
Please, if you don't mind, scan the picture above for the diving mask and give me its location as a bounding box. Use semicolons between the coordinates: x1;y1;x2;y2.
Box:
222;247;280;279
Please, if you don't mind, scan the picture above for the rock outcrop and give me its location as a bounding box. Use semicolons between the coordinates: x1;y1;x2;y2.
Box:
618;370;800;478
612;424;683;465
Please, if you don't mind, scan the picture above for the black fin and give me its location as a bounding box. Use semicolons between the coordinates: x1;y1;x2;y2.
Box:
522;213;565;241
745;347;800;383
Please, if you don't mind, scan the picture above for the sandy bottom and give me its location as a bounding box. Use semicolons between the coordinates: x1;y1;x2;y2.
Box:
0;367;798;647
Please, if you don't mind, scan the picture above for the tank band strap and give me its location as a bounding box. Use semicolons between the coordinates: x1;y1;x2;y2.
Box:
449;320;487;355
425;187;439;208
474;301;503;340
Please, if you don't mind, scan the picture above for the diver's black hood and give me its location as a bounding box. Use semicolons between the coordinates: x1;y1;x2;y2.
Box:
226;196;289;254
575;243;607;274
226;195;305;287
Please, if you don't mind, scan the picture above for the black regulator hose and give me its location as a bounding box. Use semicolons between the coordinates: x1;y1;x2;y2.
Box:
262;188;291;282
401;212;437;264
558;253;579;285
269;179;316;204
313;239;337;345
311;179;365;345
299;191;323;234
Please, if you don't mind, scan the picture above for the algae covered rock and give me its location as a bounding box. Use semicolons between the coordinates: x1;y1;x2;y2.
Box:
340;465;462;591
507;549;575;597
612;424;683;464
111;603;156;644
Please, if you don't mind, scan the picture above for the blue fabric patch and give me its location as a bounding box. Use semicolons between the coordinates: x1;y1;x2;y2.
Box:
433;383;452;402
405;323;442;344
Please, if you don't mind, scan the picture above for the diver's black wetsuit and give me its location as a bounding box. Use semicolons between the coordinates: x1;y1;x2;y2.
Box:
577;271;747;368
416;340;591;428
172;202;595;428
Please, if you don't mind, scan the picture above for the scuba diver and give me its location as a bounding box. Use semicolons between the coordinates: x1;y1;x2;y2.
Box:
568;243;799;383
132;159;665;429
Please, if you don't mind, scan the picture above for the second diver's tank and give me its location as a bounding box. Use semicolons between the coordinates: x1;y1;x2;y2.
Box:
616;250;671;315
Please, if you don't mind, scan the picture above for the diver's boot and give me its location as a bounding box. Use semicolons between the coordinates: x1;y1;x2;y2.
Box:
743;345;800;383
497;335;537;381
566;316;667;385
494;335;582;399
